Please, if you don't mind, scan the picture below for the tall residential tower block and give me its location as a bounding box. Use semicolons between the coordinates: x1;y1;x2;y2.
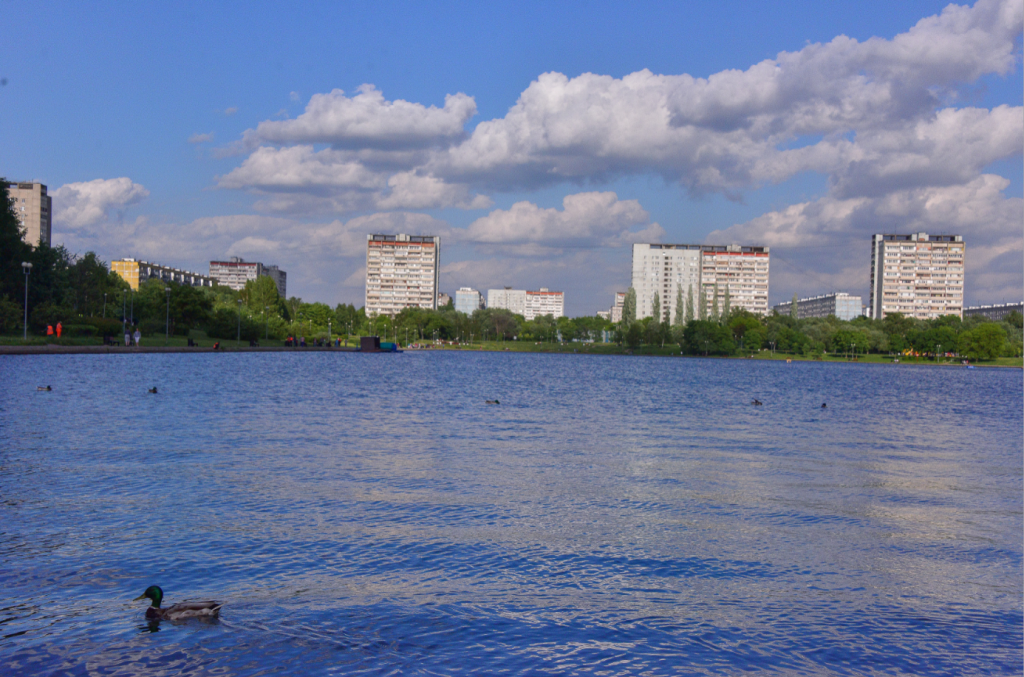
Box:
6;182;51;247
868;233;964;320
631;243;770;320
365;234;441;316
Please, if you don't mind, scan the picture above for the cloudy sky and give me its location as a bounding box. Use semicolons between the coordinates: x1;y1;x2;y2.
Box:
3;0;1021;314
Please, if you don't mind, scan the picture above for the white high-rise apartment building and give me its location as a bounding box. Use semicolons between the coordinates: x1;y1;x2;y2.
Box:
631;244;702;322
455;287;484;314
487;288;527;316
7;182;51;247
365;234;441;316
631;243;770;319
524;288;564;320
869;233;965;320
209;257;287;298
700;245;771;316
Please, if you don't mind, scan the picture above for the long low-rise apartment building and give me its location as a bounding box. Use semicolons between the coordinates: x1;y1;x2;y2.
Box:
209;257;287;298
963;302;1022;321
773;293;863;321
111;258;213;290
487;287;564;320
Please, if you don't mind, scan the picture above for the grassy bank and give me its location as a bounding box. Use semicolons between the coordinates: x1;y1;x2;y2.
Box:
2;333;1020;367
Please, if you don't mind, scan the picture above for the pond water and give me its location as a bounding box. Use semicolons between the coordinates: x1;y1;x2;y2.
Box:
1;352;1021;675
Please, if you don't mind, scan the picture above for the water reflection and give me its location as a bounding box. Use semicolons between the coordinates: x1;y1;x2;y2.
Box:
0;353;1020;675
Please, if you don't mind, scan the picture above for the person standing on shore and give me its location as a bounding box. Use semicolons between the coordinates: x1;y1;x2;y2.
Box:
134;327;142;346
56;322;63;338
124;328;130;346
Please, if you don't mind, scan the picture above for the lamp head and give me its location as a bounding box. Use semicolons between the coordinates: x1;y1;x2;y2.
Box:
21;261;32;271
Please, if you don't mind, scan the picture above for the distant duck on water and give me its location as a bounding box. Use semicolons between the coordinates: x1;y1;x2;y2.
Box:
134;586;222;621
821;403;827;408
751;399;763;406
37;385;52;391
485;399;500;405
148;387;158;394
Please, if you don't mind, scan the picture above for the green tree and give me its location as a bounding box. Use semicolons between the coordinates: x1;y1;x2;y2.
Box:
622;287;636;323
0;180;31;305
790;293;798;320
673;284;684;326
624;321;643;349
697;285;707;321
685;284;694;324
682;320;735;355
722;286;731;320
958;323;1006;361
651;291;660;324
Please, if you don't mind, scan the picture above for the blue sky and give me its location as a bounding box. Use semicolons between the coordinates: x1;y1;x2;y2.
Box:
3;0;1021;313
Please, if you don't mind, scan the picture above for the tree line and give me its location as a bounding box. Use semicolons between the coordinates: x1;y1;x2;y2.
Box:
613;286;1022;361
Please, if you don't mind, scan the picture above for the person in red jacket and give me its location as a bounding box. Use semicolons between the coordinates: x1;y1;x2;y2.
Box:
47;325;54;336
56;322;63;338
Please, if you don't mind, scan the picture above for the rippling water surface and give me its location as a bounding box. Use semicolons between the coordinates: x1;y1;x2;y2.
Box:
0;352;1021;675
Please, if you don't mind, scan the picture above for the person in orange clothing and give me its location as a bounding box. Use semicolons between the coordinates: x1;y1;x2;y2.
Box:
56;322;63;338
47;325;54;336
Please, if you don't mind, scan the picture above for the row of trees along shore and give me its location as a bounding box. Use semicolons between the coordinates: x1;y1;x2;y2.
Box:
2;181;1020;359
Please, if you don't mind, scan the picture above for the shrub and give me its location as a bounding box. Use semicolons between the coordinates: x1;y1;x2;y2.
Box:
0;295;22;334
61;324;97;337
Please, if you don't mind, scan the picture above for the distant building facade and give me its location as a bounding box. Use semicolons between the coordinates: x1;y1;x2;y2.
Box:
963;302;1022;321
773;293;863;321
7;182;51;247
487;288;527;316
437;292;452;308
524;288;564;320
487;287;564;320
869;233;965;320
455;287;484;314
631;243;770;319
209;257;287;298
110;258;213;290
610;292;625;323
365;233;440;316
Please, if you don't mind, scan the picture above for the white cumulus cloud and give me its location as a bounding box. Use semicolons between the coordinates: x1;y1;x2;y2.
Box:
52;178;150;228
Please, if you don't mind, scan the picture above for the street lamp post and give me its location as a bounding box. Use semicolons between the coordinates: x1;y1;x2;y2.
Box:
328;320;332;346
122;290;127;338
21;262;32;340
103;292;107;318
936;343;941;364
237;299;242;346
130;290;134;326
264;306;269;340
165;287;171;342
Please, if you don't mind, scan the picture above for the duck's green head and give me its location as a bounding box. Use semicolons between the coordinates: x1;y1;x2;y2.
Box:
134;585;163;608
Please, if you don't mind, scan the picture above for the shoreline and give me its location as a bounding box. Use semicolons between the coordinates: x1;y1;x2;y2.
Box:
0;342;1019;367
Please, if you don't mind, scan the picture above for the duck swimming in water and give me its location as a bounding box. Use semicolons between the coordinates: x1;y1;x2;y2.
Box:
148;387;158;394
751;399;763;406
37;385;52;391
134;586;223;621
821;403;827;408
485;399;500;404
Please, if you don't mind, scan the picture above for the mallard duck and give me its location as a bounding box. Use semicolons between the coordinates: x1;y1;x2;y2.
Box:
148;387;158;394
37;385;52;391
134;585;222;621
485;399;500;404
751;399;763;406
